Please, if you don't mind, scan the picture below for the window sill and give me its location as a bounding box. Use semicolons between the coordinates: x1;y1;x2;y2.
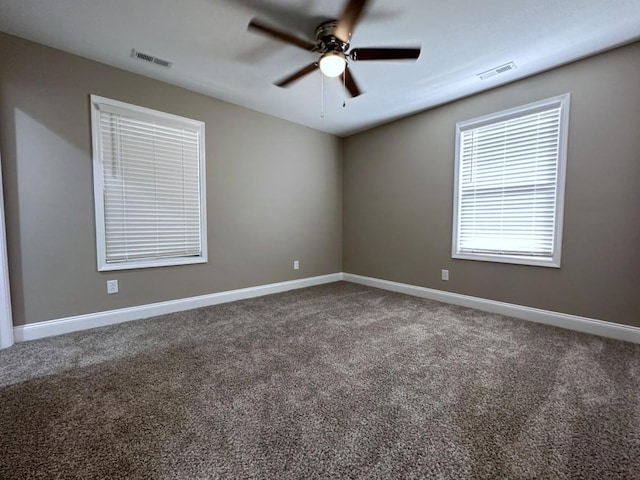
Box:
98;255;207;272
452;252;560;268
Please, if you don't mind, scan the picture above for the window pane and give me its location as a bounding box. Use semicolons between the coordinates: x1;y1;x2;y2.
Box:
91;96;207;271
453;94;569;267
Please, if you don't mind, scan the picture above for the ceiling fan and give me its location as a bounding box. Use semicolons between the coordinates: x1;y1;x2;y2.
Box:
248;0;421;97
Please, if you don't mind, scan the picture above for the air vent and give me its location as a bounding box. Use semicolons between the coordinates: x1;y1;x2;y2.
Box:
131;49;172;68
477;62;516;80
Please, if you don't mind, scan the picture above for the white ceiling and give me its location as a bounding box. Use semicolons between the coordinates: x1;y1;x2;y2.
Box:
0;0;639;136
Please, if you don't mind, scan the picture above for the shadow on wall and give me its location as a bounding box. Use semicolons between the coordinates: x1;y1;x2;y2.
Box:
8;108;97;326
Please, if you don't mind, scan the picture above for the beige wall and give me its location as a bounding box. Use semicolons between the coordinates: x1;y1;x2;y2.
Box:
0;33;342;326
344;42;640;327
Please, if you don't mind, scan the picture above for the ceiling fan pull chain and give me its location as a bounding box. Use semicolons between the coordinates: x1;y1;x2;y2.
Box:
343;68;347;108
320;71;325;118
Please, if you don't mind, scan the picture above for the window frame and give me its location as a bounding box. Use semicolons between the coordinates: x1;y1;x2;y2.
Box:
90;95;207;272
452;93;570;268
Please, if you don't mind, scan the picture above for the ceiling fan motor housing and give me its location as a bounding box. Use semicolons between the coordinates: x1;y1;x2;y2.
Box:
315;20;349;54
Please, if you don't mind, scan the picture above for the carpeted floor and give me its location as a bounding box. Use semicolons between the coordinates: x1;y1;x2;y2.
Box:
1;281;639;479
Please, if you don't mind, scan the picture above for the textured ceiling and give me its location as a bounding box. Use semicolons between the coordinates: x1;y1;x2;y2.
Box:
0;0;638;136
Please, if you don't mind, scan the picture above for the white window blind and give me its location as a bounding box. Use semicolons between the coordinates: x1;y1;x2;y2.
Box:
453;94;569;267
91;96;207;271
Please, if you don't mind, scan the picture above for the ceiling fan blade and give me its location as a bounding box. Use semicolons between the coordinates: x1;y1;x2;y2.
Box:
275;62;319;87
340;68;362;97
350;47;421;61
249;19;316;51
334;0;370;43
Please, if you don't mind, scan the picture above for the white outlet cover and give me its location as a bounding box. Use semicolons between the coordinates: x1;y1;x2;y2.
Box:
107;279;119;294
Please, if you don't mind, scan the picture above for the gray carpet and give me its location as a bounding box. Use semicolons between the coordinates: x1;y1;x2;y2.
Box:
1;281;639;479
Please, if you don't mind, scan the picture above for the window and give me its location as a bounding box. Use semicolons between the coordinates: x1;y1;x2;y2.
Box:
452;94;570;267
91;95;207;271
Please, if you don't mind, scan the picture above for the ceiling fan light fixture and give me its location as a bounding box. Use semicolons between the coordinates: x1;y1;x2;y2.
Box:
319;52;346;77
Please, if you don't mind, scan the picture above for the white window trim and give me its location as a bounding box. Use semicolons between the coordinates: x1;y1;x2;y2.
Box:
0;151;14;348
90;95;207;271
452;93;570;268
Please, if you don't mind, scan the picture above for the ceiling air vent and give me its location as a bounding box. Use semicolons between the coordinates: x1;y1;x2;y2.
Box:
477;62;516;80
131;49;172;68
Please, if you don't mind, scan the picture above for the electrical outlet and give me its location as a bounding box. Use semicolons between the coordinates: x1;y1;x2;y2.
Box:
441;269;449;281
107;279;119;294
294;260;299;270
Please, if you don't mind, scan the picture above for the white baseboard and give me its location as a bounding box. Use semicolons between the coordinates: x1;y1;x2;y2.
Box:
13;272;639;345
343;273;640;344
13;273;344;342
